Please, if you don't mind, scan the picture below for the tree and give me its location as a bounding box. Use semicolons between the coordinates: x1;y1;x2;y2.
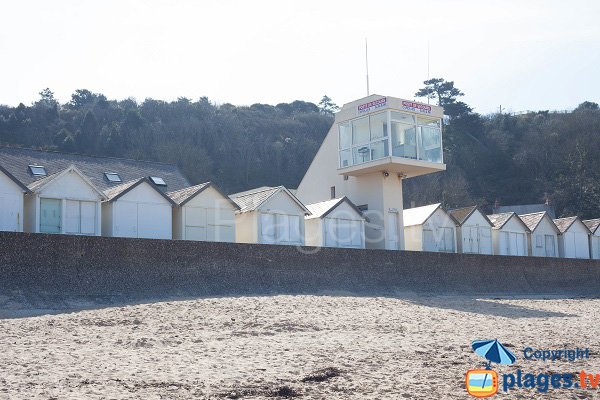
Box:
575;101;599;111
68;89;96;109
318;95;339;115
415;78;471;118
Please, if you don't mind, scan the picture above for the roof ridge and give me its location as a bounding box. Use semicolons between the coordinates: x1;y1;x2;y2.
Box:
230;186;279;198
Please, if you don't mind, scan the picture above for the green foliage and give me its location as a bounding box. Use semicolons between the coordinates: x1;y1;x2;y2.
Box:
318;95;339;115
415;78;472;119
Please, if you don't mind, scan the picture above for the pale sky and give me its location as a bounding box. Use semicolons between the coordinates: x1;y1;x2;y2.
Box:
1;0;599;114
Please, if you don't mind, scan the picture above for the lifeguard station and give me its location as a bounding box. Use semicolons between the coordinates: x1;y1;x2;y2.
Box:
297;95;445;250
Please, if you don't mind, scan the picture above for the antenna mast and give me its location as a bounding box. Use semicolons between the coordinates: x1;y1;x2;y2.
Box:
427;41;430;104
365;38;370;96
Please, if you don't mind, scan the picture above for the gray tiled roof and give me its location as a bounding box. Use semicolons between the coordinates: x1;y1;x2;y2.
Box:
448;206;477;225
167;182;210;205
305;197;364;220
518;212;546;232
229;186;281;213
0;146;190;193
104;178;143;200
553;216;579;233
487;212;515;229
583;218;600;234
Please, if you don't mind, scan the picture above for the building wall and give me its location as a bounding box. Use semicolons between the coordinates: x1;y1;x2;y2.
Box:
256;191;306;245
2;232;600;306
234;212;258;244
307;201;365;249
177;186;237;242
529;217;559;257
419;208;457;253
404;225;423;251
590;231;600;260
304;218;323;247
0;172;24;232
558;221;590;259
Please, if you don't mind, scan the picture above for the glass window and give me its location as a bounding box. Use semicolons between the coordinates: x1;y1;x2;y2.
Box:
370;140;388;161
391;112;414;124
369;112;387;140
104;172;122;183
149;176;167;186
29;165;47;176
353;145;370;165
417;116;441;127
419;126;442;163
339;149;352;168
352;116;370;145
391;122;417;159
338;122;351;149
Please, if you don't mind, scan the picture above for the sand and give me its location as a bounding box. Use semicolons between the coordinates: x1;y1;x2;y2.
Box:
1;295;599;399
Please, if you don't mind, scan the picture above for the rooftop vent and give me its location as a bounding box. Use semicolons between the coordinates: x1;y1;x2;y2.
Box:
28;165;47;177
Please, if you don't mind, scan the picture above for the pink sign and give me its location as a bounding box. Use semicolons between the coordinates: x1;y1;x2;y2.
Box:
358;97;387;113
401;100;432;114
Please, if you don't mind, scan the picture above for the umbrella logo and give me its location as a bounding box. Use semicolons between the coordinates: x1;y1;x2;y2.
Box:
466;339;516;398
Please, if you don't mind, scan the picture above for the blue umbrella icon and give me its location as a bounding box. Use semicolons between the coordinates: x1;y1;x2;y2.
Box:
472;339;516;368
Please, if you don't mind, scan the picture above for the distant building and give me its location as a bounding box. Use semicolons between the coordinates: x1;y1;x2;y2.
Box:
519;212;559;258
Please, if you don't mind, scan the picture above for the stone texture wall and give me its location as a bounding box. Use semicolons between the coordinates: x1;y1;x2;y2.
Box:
0;231;599;306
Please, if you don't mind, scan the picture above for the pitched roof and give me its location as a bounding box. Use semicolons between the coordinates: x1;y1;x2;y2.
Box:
403;203;443;227
26;164;107;199
553;216;590;234
518;211;557;233
0;164;30;193
0;146;190;193
487;212;529;231
305;197;365;220
103;177;176;205
229;186;310;214
583;218;600;234
167;182;240;209
448;206;492;226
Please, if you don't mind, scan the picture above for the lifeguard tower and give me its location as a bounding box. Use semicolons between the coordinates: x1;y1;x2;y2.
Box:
296;95;445;250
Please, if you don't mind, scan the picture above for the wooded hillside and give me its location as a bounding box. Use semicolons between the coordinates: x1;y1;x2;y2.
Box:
1;87;599;218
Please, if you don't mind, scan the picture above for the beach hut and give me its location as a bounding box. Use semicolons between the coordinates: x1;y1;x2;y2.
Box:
554;217;591;259
23;165;105;235
102;177;176;239
304;197;365;248
168;182;240;242
487;212;529;256
448;206;493;255
230;186;310;246
0;165;29;232
583;219;600;259
519;212;560;257
403;203;457;253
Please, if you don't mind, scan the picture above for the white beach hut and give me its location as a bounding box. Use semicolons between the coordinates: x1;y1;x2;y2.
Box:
230;186;310;246
0;165;29;232
487;212;529;256
304;197;365;248
403;203;457;253
24;165;105;235
554;217;591;259
448;206;493;255
102;177;176;239
519;212;560;257
168;182;240;242
583;219;600;260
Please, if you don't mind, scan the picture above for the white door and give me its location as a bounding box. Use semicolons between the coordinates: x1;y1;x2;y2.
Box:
593;236;600;259
0;193;20;232
574;233;589;259
563;232;576;258
513;232;526;256
80;201;96;234
115;202;138;238
545;235;556;257
387;212;399;250
423;229;435;252
463;226;479;253
185;206;207;241
479;227;492;255
500;231;509;255
138;203;171;239
440;227;454;252
324;218;336;247
260;213;276;244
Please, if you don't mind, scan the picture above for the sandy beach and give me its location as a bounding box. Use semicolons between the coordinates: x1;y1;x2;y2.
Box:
1;295;599;399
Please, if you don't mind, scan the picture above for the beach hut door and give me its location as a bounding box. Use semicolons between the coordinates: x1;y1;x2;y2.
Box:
387;211;399;250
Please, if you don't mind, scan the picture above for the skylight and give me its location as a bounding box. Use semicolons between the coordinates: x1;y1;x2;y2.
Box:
28;165;47;176
104;172;122;183
149;176;167;186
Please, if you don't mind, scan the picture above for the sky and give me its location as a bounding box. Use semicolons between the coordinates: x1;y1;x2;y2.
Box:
1;0;599;114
